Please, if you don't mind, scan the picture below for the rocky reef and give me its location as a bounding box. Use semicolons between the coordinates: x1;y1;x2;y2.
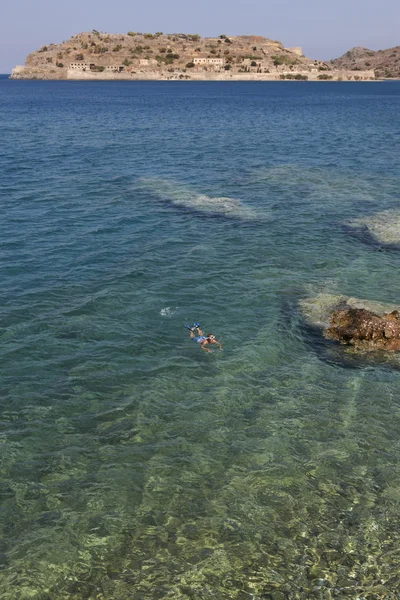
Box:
324;307;400;351
299;293;400;366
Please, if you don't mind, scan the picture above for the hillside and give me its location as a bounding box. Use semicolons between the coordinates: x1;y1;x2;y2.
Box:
10;31;375;81
12;31;312;78
328;46;400;78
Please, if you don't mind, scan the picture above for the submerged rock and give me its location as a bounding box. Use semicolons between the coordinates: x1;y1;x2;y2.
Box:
133;178;260;220
347;209;400;247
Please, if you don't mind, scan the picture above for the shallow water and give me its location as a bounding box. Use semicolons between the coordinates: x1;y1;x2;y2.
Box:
1;77;400;598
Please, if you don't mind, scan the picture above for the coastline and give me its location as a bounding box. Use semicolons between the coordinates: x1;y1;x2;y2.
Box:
10;68;379;81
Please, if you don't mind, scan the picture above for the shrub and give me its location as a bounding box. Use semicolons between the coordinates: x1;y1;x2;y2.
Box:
242;54;261;60
122;59;132;66
92;65;105;72
159;47;167;53
189;34;200;41
166;48;173;53
317;74;333;80
92;29;100;35
155;32;163;36
135;45;143;53
251;61;257;67
56;62;64;68
210;49;217;55
128;31;136;36
46;57;53;63
39;46;48;52
113;45;122;52
224;38;232;44
272;54;296;67
253;46;257;51
224;64;231;70
186;62;195;68
75;53;84;60
81;43;88;49
294;73;308;80
219;34;227;39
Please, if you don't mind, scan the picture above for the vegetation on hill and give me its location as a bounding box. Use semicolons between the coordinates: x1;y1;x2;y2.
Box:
23;31;315;75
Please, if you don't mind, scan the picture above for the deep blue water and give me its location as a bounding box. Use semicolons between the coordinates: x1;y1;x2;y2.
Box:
1;78;400;599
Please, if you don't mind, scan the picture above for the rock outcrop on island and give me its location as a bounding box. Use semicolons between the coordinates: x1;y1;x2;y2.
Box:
10;31;375;81
328;45;400;79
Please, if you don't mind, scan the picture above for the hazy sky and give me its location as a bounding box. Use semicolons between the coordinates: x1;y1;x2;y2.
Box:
1;0;399;72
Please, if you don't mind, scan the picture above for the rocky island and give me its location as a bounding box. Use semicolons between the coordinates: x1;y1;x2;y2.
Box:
10;31;376;81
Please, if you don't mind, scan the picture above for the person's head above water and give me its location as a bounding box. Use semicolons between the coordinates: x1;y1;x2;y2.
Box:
207;334;215;340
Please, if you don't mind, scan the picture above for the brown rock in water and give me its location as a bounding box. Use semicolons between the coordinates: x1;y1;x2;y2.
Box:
324;307;400;351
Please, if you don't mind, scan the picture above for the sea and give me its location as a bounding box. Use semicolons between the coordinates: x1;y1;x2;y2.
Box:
1;75;400;599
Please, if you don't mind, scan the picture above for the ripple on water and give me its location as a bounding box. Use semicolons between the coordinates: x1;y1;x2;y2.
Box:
1;80;400;598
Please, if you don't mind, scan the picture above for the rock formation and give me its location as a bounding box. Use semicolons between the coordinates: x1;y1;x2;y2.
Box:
324;307;400;351
299;293;400;366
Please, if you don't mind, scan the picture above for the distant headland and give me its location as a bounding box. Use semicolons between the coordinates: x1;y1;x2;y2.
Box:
11;31;398;81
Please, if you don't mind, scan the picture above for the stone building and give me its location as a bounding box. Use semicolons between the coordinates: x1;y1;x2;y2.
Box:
69;63;125;73
193;58;224;66
285;46;303;56
69;63;92;70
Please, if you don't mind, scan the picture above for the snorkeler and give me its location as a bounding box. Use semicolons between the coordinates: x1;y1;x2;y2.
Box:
184;323;223;353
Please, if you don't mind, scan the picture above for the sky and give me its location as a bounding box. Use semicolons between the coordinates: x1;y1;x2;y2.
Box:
1;0;399;72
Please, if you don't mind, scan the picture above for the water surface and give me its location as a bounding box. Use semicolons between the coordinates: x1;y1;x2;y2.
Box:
1;78;400;599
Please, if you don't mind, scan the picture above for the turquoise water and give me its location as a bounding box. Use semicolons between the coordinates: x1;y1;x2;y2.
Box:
1;77;400;599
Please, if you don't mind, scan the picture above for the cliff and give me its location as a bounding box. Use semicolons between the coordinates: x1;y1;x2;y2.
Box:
328;46;400;79
10;31;375;81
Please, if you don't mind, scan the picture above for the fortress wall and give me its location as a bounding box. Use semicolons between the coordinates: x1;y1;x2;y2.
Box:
12;66;376;81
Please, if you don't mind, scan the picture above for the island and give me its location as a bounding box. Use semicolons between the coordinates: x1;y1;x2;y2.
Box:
10;31;377;81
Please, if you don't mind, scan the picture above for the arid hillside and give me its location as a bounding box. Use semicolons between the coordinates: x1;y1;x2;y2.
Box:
328;46;400;78
10;31;377;81
11;30;326;80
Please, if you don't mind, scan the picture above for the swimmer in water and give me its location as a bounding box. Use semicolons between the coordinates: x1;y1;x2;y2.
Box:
185;323;223;353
